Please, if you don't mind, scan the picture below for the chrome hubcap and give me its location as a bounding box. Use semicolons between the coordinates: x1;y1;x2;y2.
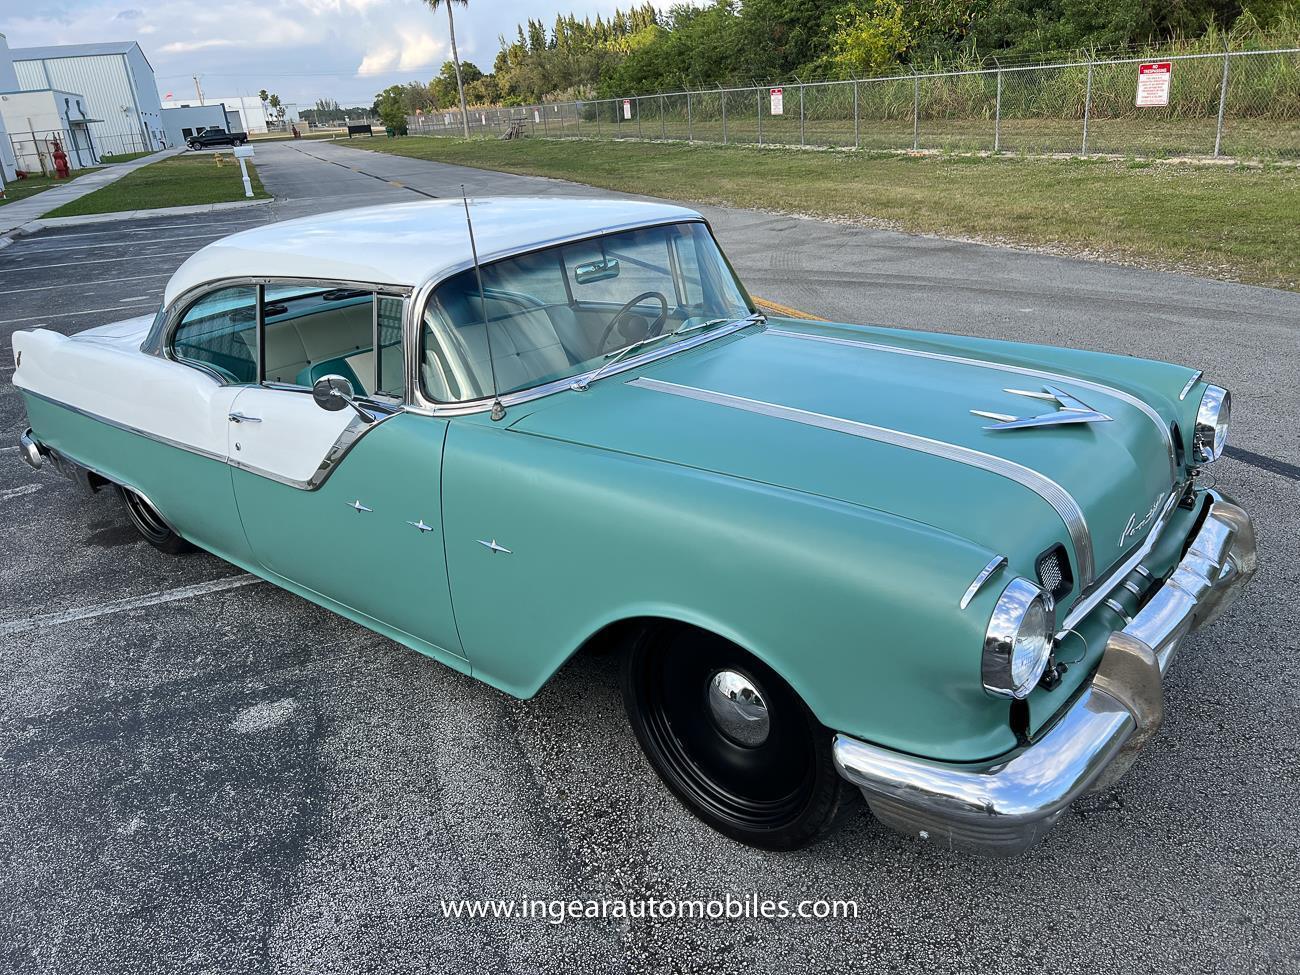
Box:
707;670;770;747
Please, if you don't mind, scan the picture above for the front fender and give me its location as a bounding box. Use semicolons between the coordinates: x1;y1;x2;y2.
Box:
442;416;1020;763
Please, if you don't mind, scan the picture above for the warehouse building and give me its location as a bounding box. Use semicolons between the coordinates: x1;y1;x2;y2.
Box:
10;41;165;155
161;103;231;145
162;94;298;135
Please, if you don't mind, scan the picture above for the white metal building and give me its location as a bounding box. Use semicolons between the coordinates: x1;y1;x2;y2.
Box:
162;94;299;135
0;89;101;171
11;41;165;154
161;103;230;145
0;33;22;182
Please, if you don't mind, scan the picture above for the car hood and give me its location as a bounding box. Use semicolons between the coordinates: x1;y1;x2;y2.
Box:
510;321;1188;605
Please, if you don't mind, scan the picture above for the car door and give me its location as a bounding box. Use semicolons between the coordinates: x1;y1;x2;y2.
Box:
226;285;464;662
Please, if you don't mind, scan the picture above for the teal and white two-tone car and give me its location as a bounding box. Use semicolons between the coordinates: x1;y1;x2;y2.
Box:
13;199;1255;854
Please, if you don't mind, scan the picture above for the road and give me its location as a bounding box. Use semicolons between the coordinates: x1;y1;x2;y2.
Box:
1;141;1297;974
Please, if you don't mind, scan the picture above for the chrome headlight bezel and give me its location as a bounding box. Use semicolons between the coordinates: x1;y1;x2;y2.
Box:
982;577;1056;700
1193;384;1231;464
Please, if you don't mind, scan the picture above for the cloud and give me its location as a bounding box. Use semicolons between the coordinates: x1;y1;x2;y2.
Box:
159;38;238;54
1;0;696;105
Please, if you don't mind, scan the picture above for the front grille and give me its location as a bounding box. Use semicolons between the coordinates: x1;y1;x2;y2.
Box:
1036;545;1074;602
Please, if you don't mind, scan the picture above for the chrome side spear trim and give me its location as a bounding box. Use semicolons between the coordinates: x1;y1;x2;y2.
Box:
629;376;1096;586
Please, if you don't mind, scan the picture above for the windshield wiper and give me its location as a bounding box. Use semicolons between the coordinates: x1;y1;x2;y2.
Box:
569;313;761;392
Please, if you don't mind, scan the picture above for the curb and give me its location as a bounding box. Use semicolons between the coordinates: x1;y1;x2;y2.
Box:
24;197;274;231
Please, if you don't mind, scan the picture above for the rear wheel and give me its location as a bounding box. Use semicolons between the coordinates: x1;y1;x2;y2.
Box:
117;485;193;554
621;625;847;850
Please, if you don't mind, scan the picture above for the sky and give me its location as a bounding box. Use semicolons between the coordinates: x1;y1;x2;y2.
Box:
1;0;686;109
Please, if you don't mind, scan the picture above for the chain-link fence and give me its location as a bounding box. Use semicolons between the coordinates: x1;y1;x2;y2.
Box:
8;129;160;174
409;47;1300;159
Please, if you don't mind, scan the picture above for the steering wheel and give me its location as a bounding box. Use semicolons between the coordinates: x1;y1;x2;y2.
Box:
597;291;669;353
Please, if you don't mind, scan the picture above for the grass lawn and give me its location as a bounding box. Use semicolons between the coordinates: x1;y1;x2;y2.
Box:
45;154;269;218
0;169;102;208
359;137;1300;290
98;150;158;164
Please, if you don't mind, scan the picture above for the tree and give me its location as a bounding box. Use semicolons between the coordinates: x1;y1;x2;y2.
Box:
427;0;471;137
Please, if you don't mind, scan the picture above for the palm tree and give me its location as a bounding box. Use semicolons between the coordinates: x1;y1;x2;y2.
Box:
427;0;470;138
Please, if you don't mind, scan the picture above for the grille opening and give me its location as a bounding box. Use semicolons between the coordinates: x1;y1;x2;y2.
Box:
1036;544;1074;603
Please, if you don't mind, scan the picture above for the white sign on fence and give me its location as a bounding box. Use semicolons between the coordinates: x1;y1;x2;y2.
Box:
770;87;784;116
534;109;540;123
622;99;632;120
480;113;487;124
1136;61;1172;108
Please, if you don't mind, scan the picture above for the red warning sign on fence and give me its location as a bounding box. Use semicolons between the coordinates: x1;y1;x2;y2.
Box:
1136;62;1172;108
770;88;784;116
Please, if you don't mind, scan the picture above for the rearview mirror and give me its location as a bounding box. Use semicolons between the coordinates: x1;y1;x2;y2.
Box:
312;374;354;411
574;257;620;285
312;374;376;424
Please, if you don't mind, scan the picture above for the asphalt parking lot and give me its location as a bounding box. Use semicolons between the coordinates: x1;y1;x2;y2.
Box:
2;141;1298;974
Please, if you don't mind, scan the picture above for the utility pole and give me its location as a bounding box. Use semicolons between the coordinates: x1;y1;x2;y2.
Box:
193;75;204;103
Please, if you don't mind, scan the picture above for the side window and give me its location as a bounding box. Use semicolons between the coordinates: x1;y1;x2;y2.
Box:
171;285;258;384
375;296;405;397
261;286;404;400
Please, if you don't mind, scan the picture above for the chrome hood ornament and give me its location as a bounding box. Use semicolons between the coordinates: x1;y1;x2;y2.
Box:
972;385;1113;431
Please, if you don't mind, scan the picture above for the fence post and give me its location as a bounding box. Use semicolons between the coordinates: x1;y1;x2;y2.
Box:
756;87;762;145
790;83;800;146
853;79;860;149
912;74;920;151
1081;61;1094;155
596;101;602;139
722;86;729;144
637;97;643;139
660;93;666;140
687;90;693;142
1214;51;1231;157
542;105;549;138
994;69;1002;153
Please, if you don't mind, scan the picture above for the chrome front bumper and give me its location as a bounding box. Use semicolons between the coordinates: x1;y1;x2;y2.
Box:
833;490;1258;856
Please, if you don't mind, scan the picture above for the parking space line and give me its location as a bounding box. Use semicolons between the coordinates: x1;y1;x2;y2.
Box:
0;574;264;637
25;219;265;241
15;232;231;254
0;304;159;325
0;272;172;296
0;255;184;273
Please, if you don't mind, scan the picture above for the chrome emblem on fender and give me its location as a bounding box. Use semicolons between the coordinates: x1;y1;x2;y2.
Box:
972;385;1113;431
1120;493;1165;547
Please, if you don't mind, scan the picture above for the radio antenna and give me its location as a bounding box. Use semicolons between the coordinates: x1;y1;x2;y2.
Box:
461;186;504;421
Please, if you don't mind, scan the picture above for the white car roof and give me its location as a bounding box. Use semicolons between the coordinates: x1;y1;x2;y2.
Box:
163;197;704;306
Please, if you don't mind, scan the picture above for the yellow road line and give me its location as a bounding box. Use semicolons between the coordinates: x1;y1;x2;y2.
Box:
753;296;825;321
389;180;405;188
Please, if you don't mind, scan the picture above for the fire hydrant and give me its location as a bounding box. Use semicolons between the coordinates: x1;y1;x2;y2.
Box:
51;140;71;179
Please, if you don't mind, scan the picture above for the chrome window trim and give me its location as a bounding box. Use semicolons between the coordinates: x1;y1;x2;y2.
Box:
766;327;1177;482
23;388;398;492
146;275;414;377
628;377;1096;585
404;217;759;416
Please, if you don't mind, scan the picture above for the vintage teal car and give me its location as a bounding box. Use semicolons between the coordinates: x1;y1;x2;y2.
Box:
13;198;1255;854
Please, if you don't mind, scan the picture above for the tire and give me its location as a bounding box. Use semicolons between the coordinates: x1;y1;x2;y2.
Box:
117;485;193;554
621;625;847;850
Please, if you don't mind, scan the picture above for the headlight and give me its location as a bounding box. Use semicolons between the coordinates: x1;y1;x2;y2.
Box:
982;577;1055;699
1193;384;1230;464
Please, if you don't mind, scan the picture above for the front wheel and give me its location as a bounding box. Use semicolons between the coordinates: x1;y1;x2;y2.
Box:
117;485;193;554
621;626;847;850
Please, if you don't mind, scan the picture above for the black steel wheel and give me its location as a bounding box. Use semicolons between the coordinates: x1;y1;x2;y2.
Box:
117;485;193;554
622;625;847;850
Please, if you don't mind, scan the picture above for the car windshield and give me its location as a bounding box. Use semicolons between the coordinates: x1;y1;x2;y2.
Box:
419;221;753;403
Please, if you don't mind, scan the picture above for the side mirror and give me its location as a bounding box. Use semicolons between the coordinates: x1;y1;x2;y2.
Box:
312;374;375;424
574;257;620;285
312;374;354;411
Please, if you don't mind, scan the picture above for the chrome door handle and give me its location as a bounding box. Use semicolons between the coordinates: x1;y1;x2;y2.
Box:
228;412;262;423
